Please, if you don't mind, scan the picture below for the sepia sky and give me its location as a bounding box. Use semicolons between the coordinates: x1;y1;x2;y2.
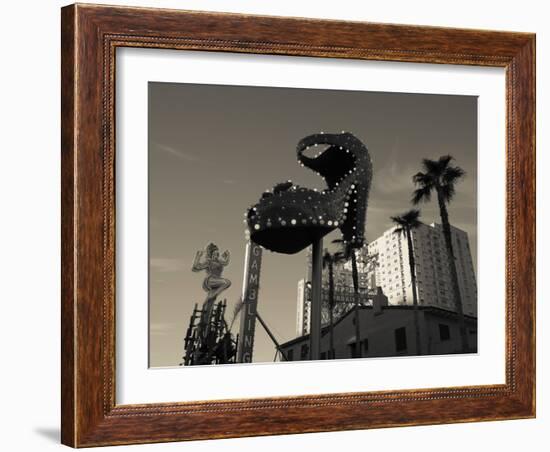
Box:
148;82;477;367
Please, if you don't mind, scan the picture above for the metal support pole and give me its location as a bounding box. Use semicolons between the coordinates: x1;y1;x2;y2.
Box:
256;310;288;361
309;237;323;360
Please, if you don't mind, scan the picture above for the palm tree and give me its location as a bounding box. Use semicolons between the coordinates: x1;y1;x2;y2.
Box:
322;249;345;359
391;209;423;355
333;239;362;358
412;155;469;352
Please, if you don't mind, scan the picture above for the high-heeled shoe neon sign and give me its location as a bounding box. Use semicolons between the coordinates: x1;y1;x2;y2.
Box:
246;132;373;254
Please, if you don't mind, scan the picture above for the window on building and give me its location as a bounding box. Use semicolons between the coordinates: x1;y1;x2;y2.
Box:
286;348;294;361
300;344;309;359
348;342;359;358
395;327;407;352
439;323;451;341
362;338;369;353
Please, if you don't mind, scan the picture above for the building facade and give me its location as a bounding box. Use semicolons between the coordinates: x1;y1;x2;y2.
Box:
367;222;477;317
296;222;477;338
296;247;373;336
282;304;478;361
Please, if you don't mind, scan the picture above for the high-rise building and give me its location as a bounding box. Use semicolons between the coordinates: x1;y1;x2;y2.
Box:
296;247;373;336
366;223;477;317
296;222;477;337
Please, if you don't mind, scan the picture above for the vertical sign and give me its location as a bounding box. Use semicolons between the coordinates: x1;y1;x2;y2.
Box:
237;241;263;363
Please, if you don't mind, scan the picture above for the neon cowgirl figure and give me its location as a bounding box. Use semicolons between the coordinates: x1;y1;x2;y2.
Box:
192;242;231;302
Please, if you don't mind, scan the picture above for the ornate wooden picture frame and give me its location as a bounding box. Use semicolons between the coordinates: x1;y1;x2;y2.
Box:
61;3;535;447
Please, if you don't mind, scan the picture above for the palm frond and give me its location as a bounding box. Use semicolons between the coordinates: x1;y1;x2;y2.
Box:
390;215;406;226
391;209;421;234
412;186;432;204
440;183;456;202
421;158;441;174
402;209;421;226
438;155;454;168
442;165;466;185
421;155;454;182
412;171;431;186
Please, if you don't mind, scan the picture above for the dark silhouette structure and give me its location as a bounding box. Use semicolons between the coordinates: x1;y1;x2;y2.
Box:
181;299;238;366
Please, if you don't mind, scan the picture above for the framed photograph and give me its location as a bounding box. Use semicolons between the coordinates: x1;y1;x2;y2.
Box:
61;3;535;447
